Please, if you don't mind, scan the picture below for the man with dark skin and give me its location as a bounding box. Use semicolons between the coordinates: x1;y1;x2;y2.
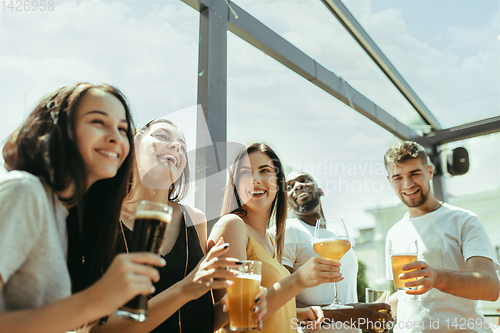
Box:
278;171;393;333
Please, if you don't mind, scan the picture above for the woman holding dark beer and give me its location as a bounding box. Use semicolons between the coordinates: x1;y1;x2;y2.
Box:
92;118;267;333
0;83;164;332
209;143;343;333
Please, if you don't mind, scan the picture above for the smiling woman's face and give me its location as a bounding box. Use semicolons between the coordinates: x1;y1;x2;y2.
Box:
236;151;278;212
135;121;187;189
74;88;130;189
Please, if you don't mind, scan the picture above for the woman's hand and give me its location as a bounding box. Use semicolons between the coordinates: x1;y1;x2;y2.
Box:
296;306;324;331
253;287;267;331
178;237;241;301
87;252;166;315
294;257;343;289
220;287;268;331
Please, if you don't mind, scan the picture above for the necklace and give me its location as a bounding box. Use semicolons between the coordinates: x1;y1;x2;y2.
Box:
120;208;189;333
434;201;443;211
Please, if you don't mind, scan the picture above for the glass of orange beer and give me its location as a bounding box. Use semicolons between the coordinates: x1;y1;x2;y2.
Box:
313;218;352;309
389;239;418;290
227;260;262;331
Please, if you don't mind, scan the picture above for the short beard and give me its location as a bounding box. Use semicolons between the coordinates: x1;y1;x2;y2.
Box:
297;197;320;213
402;186;430;208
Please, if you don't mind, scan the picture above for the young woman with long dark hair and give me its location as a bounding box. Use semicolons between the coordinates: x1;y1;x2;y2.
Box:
0;83;164;333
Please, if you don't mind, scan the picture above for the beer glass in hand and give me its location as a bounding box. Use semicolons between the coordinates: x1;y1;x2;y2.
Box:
389;239;418;290
313;218;352;310
114;200;172;322
365;288;390;333
227;260;262;331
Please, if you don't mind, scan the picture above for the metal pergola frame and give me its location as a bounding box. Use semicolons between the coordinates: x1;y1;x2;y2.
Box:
181;0;500;221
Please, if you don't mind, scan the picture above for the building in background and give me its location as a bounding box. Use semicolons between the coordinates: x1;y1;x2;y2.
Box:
354;188;500;316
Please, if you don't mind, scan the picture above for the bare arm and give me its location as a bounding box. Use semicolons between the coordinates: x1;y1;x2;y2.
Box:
0;253;164;333
401;256;499;301
208;215;249;304
184;205;208;255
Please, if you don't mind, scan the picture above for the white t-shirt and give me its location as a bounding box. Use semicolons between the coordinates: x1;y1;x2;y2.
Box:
272;218;360;333
385;203;500;333
0;171;71;311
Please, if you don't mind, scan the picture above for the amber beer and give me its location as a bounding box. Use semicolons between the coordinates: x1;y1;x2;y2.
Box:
227;261;262;331
391;254;418;290
313;239;351;260
389;238;418;291
114;201;172;322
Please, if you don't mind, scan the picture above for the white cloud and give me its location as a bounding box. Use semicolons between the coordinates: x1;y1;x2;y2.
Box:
1;0;498;232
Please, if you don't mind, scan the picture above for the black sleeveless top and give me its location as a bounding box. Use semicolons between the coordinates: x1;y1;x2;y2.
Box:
121;205;214;333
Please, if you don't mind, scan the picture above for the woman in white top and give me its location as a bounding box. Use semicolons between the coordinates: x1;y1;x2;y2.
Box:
0;83;164;332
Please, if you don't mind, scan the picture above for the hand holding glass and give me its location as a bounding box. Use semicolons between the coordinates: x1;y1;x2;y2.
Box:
313;218;352;310
114;200;172;322
389;239;418;290
365;288;390;332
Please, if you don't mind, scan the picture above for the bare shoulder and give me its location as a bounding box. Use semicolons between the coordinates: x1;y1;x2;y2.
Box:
181;204;208;253
211;214;247;236
182;204;207;226
209;214;249;259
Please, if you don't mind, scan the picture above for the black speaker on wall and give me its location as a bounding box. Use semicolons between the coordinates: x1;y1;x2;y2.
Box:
447;147;469;176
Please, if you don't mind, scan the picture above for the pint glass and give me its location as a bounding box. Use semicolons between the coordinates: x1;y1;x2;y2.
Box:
227;260;262;331
389;239;418;290
365;288;390;333
114;200;172;322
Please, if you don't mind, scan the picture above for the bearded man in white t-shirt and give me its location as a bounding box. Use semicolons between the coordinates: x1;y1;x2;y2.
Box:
275;171;392;333
384;141;500;333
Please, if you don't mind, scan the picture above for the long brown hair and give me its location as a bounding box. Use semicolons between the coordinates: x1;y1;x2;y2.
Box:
124;118;190;203
2;82;135;293
221;143;287;262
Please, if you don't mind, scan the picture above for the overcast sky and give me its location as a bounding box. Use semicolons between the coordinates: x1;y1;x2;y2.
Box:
1;0;499;239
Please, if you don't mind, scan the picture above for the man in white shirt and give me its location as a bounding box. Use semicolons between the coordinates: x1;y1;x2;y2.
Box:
279;171;392;333
384;141;500;333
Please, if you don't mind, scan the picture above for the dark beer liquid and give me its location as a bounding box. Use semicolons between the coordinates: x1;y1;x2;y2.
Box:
123;211;170;312
128;215;169;254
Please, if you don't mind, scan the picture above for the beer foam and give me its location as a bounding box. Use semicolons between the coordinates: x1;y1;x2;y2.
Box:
236;274;261;282
135;210;172;223
391;253;417;257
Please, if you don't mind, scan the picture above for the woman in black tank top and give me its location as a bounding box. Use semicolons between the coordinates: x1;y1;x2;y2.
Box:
96;118;267;333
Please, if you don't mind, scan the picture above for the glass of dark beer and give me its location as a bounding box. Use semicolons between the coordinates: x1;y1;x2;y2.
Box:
113;200;172;322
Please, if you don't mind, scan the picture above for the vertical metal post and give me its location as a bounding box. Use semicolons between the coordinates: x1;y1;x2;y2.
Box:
196;3;228;230
429;145;448;202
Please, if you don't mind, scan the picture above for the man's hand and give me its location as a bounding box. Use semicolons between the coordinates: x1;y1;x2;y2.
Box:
399;257;500;301
399;260;438;295
323;303;394;333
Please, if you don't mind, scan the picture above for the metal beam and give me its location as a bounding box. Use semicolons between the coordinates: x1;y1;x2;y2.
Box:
321;0;442;130
196;4;228;227
181;0;428;143
424;116;500;145
225;2;425;143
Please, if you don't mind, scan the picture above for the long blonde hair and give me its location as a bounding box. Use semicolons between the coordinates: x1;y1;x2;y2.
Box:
124;118;190;204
